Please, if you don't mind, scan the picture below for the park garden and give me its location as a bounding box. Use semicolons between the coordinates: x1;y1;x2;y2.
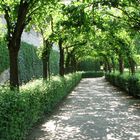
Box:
0;0;140;139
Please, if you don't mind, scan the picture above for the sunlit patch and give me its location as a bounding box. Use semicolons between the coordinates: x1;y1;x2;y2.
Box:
109;101;120;108
129;103;140;110
128;107;137;112
129;131;140;137
106;133;119;140
58;115;70;120
127;115;140;120
41;120;57;132
65;125;80;133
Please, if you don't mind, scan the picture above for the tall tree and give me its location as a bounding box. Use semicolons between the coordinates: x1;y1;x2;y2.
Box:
32;4;56;80
0;0;55;90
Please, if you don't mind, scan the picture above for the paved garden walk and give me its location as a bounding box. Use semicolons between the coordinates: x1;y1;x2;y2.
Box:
27;78;140;140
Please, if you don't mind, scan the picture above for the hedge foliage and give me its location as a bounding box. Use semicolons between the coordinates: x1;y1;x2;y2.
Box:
18;42;43;84
0;39;59;84
0;40;9;74
77;58;100;71
0;72;82;140
19;43;59;83
105;72;140;97
49;49;59;75
82;71;104;78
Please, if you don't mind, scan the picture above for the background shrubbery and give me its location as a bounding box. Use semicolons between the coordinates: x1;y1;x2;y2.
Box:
0;72;82;140
0;39;9;74
77;58;101;71
82;71;104;78
19;43;59;83
49;49;59;75
105;72;140;97
18;42;43;84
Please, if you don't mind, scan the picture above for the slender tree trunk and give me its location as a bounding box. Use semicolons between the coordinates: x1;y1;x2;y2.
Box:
43;57;50;80
104;61;108;72
111;57;115;73
73;58;77;72
43;57;48;80
118;54;124;74
105;57;111;73
48;57;51;80
107;62;112;73
71;55;77;72
128;57;135;75
59;39;64;76
65;52;71;74
42;40;51;80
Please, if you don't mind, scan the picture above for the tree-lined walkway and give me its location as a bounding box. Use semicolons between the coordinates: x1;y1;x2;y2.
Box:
27;78;140;140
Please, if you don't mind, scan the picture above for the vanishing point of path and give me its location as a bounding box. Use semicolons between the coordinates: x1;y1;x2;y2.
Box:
27;78;140;140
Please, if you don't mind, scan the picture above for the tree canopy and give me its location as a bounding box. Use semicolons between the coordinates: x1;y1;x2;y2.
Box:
0;0;140;89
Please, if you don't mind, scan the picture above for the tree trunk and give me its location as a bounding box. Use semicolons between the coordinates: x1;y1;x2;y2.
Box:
128;57;135;75
105;57;111;73
43;57;48;80
8;44;20;90
104;62;107;72
42;40;51;80
73;58;77;72
71;55;77;72
59;39;64;76
65;52;71;74
48;57;51;80
111;57;116;73
118;54;124;74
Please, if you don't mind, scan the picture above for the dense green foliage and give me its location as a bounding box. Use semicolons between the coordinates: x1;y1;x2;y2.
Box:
82;71;104;78
105;72;140;97
0;72;82;140
1;0;140;88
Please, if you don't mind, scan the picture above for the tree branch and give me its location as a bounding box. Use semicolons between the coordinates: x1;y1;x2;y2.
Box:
65;40;87;49
2;4;12;40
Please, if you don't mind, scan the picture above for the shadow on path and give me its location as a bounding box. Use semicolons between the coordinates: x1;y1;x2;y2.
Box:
27;77;140;140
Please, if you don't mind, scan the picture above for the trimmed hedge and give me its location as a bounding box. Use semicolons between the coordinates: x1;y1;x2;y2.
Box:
18;42;43;84
77;58;101;71
105;72;140;97
0;72;82;140
0;39;59;84
18;42;59;83
82;71;104;78
0;40;9;74
49;50;59;75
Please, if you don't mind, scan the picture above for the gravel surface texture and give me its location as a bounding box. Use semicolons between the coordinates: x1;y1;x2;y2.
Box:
27;78;140;140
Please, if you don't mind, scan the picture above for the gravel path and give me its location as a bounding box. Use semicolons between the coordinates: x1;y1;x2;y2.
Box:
27;78;140;140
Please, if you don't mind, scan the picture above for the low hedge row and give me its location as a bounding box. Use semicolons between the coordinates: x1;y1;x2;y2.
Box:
0;72;82;140
105;72;140;97
82;71;104;78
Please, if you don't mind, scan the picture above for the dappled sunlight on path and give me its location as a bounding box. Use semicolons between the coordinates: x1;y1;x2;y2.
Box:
27;78;140;140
